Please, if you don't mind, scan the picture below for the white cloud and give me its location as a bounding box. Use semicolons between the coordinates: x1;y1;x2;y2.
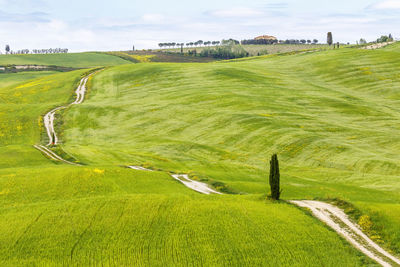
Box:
207;7;263;18
319;17;377;24
369;0;400;10
142;13;164;23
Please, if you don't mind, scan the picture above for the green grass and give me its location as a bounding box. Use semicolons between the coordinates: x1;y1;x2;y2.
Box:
0;66;369;266
0;52;130;68
0;71;58;88
0;165;369;266
2;43;400;265
61;43;400;256
0;70;90;168
64;45;400;193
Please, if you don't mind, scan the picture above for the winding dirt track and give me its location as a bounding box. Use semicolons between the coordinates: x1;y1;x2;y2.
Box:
362;41;395;50
128;166;221;195
171;174;222;195
34;144;80;166
35;72;95;165
44;75;91;146
291;200;400;267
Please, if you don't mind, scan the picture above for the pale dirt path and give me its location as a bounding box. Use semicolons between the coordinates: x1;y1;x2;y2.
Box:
128;166;221;195
33;145;80;166
171;174;222;195
362;42;395;50
35;71;97;164
44;75;90;146
291;200;400;267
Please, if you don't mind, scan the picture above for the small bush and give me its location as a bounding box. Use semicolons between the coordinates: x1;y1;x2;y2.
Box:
199;45;248;59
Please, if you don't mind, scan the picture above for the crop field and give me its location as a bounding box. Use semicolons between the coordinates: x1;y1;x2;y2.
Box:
109;50;217;63
1;44;400;265
0;69;367;264
0;52;130;68
159;44;331;56
0;165;368;266
63;43;400;256
0;71;58;88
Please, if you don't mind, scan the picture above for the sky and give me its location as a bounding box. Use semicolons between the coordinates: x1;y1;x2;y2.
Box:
0;0;399;52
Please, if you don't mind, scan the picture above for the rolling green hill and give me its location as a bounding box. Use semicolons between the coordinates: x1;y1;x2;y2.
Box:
63;43;400;255
0;69;367;266
1;44;400;265
0;52;130;68
0;71;58;88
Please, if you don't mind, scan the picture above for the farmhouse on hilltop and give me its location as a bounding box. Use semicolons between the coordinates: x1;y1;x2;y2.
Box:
241;35;278;45
255;35;278;41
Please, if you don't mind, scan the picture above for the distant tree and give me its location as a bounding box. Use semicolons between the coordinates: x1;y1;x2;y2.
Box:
222;39;239;46
327;32;333;46
337;42;340;48
5;45;10;54
132;45;135;51
199;45;247;59
197;40;204;47
158;43;163;49
300;39;306;44
313;39;318;44
377;35;389;43
389;33;393;41
269;154;281;200
307;40;311;44
241;38;278;45
359;38;367;45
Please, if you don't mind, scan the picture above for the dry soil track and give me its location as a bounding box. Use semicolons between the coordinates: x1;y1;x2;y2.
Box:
291;200;400;267
34;72;96;165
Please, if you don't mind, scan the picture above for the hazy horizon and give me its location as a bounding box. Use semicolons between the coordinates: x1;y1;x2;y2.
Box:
0;0;399;52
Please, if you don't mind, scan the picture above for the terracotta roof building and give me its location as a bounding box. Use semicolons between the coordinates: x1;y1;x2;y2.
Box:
254;35;278;41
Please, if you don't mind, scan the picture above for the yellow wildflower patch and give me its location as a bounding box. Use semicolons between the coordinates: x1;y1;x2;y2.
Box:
0;189;10;195
129;55;155;63
93;168;105;175
358;215;373;233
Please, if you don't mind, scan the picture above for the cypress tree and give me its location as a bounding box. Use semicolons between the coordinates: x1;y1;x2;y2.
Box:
269;154;281;200
327;32;333;46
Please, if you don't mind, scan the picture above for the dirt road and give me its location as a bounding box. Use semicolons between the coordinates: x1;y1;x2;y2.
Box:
291;200;400;267
35;72;96;164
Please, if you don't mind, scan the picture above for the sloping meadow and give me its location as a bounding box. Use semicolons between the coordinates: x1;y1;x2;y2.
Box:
2;45;400;265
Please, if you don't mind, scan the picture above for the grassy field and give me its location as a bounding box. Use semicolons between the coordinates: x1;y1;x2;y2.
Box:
0;166;369;266
0;52;130;68
61;43;400;256
1;44;400;265
0;71;58;88
0;71;368;265
159;44;330;56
